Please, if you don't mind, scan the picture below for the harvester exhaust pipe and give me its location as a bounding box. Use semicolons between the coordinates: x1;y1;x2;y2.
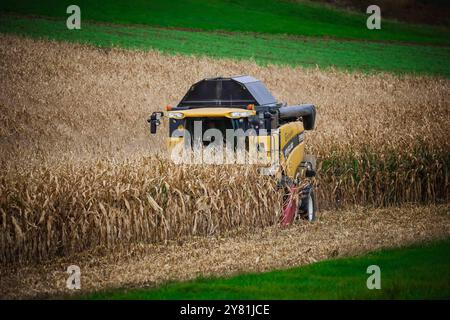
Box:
279;104;316;130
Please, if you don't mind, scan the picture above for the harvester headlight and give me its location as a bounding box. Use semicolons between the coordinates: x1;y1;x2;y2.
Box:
229;111;253;118
168;112;184;119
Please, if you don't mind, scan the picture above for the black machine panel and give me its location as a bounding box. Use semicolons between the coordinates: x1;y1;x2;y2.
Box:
178;76;277;108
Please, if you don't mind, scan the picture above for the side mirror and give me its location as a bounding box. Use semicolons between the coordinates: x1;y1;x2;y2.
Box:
147;112;164;134
150;120;158;134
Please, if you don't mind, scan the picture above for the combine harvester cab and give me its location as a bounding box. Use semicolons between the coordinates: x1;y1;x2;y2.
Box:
148;76;317;223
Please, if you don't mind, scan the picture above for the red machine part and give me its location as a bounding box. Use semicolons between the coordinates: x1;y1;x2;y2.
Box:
280;185;299;225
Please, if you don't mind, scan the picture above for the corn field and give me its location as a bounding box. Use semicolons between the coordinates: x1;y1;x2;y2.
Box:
0;35;449;265
0;158;281;265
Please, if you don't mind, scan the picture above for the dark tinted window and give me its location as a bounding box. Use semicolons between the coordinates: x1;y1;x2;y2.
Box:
179;79;256;107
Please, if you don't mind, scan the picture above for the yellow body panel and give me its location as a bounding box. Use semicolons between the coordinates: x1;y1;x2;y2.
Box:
279;121;305;179
168;108;255;118
285;144;305;179
164;110;305;179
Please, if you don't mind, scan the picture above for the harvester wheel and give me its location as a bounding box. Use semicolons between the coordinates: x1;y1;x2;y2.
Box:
299;187;316;221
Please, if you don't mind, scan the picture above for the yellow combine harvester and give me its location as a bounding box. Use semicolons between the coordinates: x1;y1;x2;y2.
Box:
148;76;317;223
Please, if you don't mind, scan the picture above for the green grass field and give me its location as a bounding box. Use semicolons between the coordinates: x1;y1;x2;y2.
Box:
84;239;450;300
1;0;449;45
1;0;449;77
1;14;450;78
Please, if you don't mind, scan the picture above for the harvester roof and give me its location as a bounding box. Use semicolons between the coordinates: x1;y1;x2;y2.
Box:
178;76;277;108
